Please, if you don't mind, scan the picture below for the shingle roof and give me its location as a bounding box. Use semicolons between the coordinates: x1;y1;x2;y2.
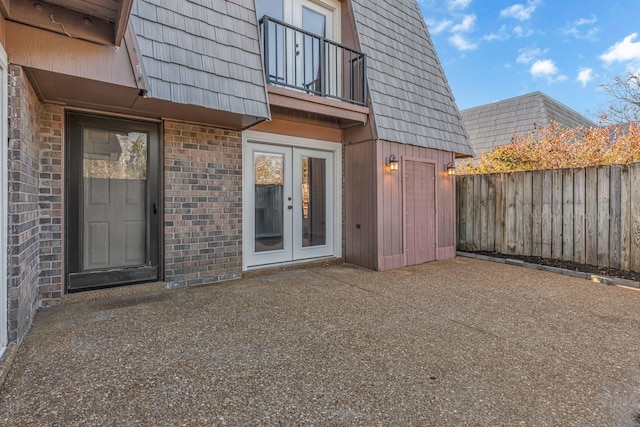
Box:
460;92;597;156
350;0;472;156
130;0;270;119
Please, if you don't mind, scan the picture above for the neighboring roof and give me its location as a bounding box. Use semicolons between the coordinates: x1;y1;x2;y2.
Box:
460;92;598;156
350;0;473;156
130;0;270;120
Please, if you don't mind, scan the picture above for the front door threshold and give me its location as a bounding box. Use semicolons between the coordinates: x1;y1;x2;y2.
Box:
243;257;343;277
68;265;159;292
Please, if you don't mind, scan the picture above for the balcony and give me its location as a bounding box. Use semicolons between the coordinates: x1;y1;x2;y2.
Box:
259;16;367;107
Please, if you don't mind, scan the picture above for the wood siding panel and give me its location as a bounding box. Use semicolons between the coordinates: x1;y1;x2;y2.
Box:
345;141;376;269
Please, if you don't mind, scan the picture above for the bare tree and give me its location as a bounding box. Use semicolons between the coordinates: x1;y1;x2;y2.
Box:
599;72;640;123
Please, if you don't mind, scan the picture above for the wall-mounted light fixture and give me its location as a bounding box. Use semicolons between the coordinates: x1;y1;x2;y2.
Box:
386;154;399;171
445;162;456;176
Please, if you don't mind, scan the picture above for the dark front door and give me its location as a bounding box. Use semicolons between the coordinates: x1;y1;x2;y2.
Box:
66;112;161;291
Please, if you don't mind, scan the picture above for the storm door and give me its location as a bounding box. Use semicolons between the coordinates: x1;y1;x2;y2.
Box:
66;113;160;291
246;143;334;268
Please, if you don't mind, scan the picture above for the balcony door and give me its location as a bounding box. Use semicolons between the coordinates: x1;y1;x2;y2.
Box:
293;0;336;95
243;133;341;269
256;0;341;96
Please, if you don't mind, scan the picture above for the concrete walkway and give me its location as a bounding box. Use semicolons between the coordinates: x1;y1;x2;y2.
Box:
1;258;640;426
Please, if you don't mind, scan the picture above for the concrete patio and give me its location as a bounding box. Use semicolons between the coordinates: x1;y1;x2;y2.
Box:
1;257;639;426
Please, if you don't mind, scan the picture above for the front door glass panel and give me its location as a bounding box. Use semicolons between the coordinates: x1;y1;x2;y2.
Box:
254;152;285;253
82;128;148;270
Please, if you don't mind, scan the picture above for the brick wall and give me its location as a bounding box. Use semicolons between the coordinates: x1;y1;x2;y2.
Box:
163;121;243;287
37;105;64;305
6;66;64;344
7;65;41;343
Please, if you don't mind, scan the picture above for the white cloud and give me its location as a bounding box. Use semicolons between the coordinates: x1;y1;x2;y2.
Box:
516;47;546;64
513;26;534;38
483;25;510;42
600;33;640;65
448;33;479;51
563;15;599;41
429;19;453;34
451;14;476;33
500;0;541;21
575;15;597;26
576;68;593;87
530;59;567;81
447;0;472;10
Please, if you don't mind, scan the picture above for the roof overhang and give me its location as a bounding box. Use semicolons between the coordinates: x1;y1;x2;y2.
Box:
0;0;133;46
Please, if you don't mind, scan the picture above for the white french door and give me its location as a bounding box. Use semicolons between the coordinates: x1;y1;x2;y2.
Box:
243;134;341;269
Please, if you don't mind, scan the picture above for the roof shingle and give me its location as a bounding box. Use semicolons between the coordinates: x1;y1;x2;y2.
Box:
350;0;472;156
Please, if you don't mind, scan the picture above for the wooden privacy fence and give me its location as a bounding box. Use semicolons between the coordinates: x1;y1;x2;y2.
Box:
455;163;640;273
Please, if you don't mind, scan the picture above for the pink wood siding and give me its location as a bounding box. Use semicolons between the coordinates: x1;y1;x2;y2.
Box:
345;140;377;269
376;141;456;269
404;160;436;265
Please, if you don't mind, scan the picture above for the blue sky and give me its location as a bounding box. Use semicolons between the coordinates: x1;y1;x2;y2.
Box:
418;0;640;121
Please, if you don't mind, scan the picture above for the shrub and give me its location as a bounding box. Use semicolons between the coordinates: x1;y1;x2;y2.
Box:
457;120;640;174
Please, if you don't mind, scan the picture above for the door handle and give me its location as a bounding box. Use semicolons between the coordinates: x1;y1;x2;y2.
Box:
153;203;158;214
288;205;293;210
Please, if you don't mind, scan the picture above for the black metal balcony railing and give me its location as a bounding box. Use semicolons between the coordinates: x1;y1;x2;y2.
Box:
259;16;367;106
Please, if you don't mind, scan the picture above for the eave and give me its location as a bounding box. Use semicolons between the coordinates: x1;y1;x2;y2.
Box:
0;0;133;47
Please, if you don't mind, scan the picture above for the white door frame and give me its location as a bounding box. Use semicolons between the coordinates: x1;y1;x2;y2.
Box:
0;43;8;355
242;131;342;270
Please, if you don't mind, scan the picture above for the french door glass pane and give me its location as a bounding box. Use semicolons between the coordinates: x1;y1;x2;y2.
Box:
301;156;326;247
82;128;148;270
254;152;285;252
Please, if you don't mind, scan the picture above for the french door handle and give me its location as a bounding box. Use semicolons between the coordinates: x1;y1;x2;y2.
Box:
288;205;293;210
